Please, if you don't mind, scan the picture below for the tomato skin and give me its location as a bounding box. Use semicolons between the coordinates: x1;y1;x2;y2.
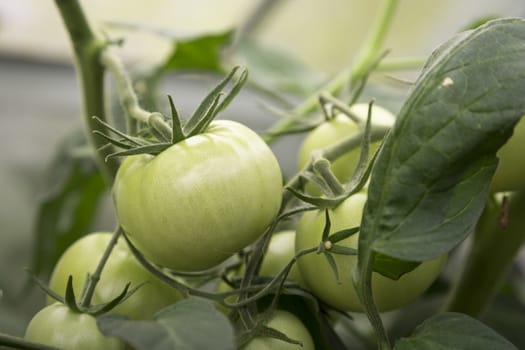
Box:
48;232;182;320
297;103;395;185
113;120;283;271
491;116;525;192
295;193;445;312
242;310;314;350
259;230;304;285
25;303;125;350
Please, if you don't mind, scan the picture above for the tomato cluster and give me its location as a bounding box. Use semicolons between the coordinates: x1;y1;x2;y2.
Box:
25;104;448;348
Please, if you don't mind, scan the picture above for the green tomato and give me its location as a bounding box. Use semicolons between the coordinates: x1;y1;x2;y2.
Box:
25;302;125;350
295;193;446;312
242;310;314;350
491;116;525;192
113;120;283;271
297;103;395;186
48;232;182;320
260;230;304;285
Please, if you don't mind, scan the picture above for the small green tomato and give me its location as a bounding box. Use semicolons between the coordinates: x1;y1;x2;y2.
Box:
48;232;182;320
242;310;314;350
25;303;125;350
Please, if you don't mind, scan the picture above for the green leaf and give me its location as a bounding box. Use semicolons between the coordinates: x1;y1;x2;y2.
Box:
97;297;235;350
30;131;107;279
361;18;525;262
163;31;233;73
372;253;420;280
394;312;517;350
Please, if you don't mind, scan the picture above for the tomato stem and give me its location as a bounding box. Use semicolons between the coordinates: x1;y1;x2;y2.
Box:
353;252;392;350
350;0;401;84
79;228;122;308
444;191;525;317
99;49;152;126
0;332;59;350
55;0;119;184
263;0;400;145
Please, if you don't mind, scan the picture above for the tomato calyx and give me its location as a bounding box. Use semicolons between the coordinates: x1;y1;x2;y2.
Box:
93;66;248;160
237;308;304;348
31;273;144;317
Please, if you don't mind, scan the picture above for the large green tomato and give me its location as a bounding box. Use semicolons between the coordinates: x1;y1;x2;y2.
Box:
295;193;446;312
113;120;283;271
242;310;314;350
48;232;182;320
297;103;395;186
491;116;525;192
25;302;125;350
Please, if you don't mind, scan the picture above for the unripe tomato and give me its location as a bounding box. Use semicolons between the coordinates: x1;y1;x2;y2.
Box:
297;103;395;186
295;193;445;312
113;120;283;271
260;230;304;285
491;116;525;192
48;232;182;320
242;310;314;350
216;231;303;313
25;303;125;350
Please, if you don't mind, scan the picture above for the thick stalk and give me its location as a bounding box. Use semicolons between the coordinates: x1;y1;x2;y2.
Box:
444;191;525;316
55;0;118;184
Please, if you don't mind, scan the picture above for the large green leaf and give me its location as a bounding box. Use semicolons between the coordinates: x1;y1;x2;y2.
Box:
97;297;235;350
361;18;525;262
394;312;517;350
31;130;107;279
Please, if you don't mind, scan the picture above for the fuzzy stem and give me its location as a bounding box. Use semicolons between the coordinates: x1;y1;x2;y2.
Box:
99;49;151;124
55;0;118;184
444;191;525;316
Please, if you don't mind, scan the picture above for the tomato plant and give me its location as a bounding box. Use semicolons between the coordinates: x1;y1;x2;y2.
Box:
24;303;126;350
295;193;446;312
48;232;182;320
2;2;525;350
242;310;315;350
113;119;283;271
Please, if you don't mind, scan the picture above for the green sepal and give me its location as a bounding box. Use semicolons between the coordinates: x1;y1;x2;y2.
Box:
90;281;145;316
183;66;246;137
321;209;332;242
64;275;82;313
167;94;185;143
328;227;360;244
105;143;172;160
323;252;341;283
329;245;358;256
27;270;65;304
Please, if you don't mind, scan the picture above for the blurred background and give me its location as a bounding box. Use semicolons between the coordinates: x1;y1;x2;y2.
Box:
1;0;525;338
